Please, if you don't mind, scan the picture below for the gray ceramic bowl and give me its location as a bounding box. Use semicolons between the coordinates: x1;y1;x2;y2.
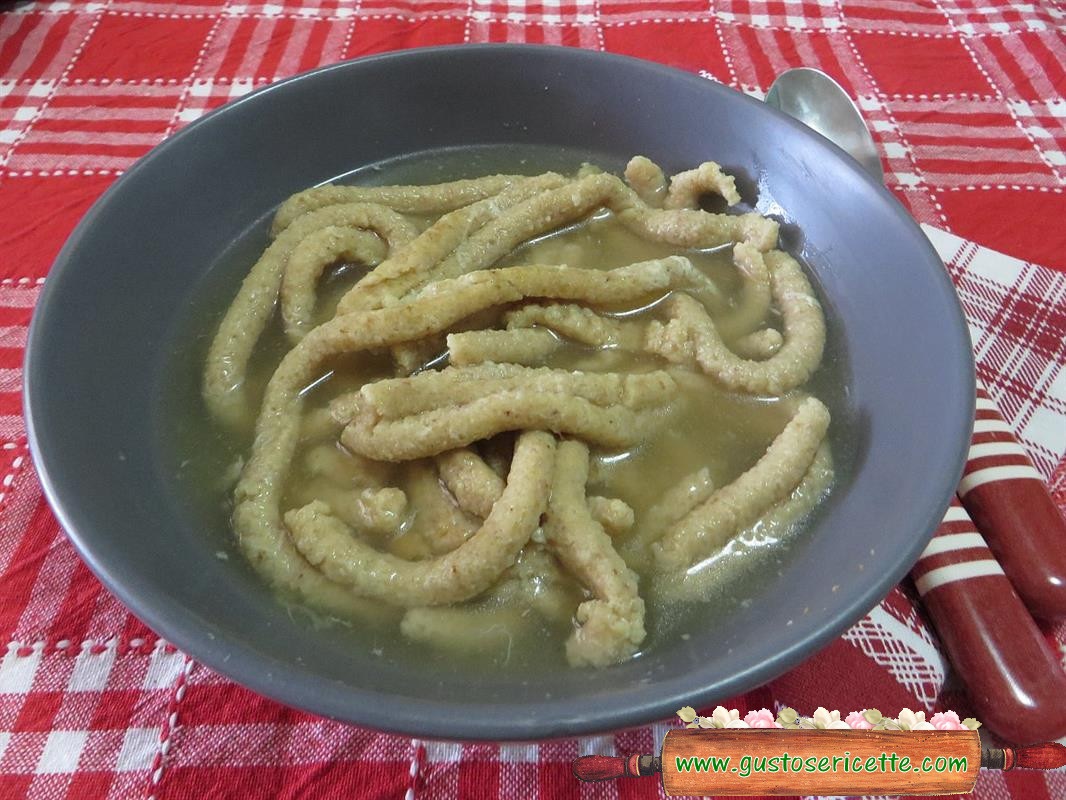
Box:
25;45;973;740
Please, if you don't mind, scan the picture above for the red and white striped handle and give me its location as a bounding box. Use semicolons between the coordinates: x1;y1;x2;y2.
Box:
957;383;1066;621
911;497;1066;744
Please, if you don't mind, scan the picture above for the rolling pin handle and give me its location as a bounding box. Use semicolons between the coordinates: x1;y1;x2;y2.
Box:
983;743;1066;771
1007;742;1066;771
571;753;656;781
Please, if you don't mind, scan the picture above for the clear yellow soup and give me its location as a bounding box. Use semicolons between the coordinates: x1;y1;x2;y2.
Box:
162;146;840;673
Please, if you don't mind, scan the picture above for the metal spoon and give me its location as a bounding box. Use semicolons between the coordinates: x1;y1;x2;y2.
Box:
765;67;884;182
766;69;1066;744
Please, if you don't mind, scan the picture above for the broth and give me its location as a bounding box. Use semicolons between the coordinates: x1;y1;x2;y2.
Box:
160;146;839;672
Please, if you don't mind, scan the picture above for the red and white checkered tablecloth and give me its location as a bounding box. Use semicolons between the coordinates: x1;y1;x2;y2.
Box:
0;2;1064;799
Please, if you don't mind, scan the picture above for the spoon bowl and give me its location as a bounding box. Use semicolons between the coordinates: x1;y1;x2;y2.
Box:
767;67;884;182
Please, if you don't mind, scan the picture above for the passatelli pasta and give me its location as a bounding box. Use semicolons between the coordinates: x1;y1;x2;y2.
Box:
202;156;833;668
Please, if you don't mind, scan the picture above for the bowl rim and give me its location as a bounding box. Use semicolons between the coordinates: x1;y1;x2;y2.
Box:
24;43;975;741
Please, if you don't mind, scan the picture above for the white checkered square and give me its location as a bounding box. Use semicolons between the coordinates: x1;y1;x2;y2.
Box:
717;0;843;30
0;81;55;166
597;0;717;24
107;1;226;12
0;642;45;695
468;0;597;25
5;82;181;173
1007;99;1066;183
176;78;266;127
889;96;1059;188
357;0;471;16
839;0;951;35
466;18;601;46
223;0;360;18
37;730;88;773
938;0;1061;35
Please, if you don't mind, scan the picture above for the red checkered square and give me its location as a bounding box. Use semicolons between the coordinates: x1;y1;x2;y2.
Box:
939;0;1061;35
0;12;99;83
6;82;179;173
716;0;843;31
68;13;215;81
0;175;113;278
598;0;715;24
357;0;470;15
39;572;125;658
0;471;58;636
109;0;226;11
851;31;996;97
346;16;467;58
602;20;732;82
718;25;874;96
890;97;1058;189
839;0;949;34
465;0;597;25
966;32;1066;102
466;21;600;47
0;347;28;434
180;675;311;726
12;691;63;733
159;663;416;798
938;187;1066;270
1;509;88;647
195;15;350;80
230;0;356;18
88;690;151;729
159;763;412;799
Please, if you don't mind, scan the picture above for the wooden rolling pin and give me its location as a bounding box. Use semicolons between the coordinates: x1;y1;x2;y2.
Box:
958;382;1066;621
911;497;1066;743
573;731;1066;795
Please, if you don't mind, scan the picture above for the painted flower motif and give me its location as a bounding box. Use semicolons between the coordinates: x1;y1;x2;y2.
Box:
845;711;875;730
806;707;852;730
895;709;935;731
744;709;782;729
708;706;740;729
673;706;978;733
929;711;967;731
